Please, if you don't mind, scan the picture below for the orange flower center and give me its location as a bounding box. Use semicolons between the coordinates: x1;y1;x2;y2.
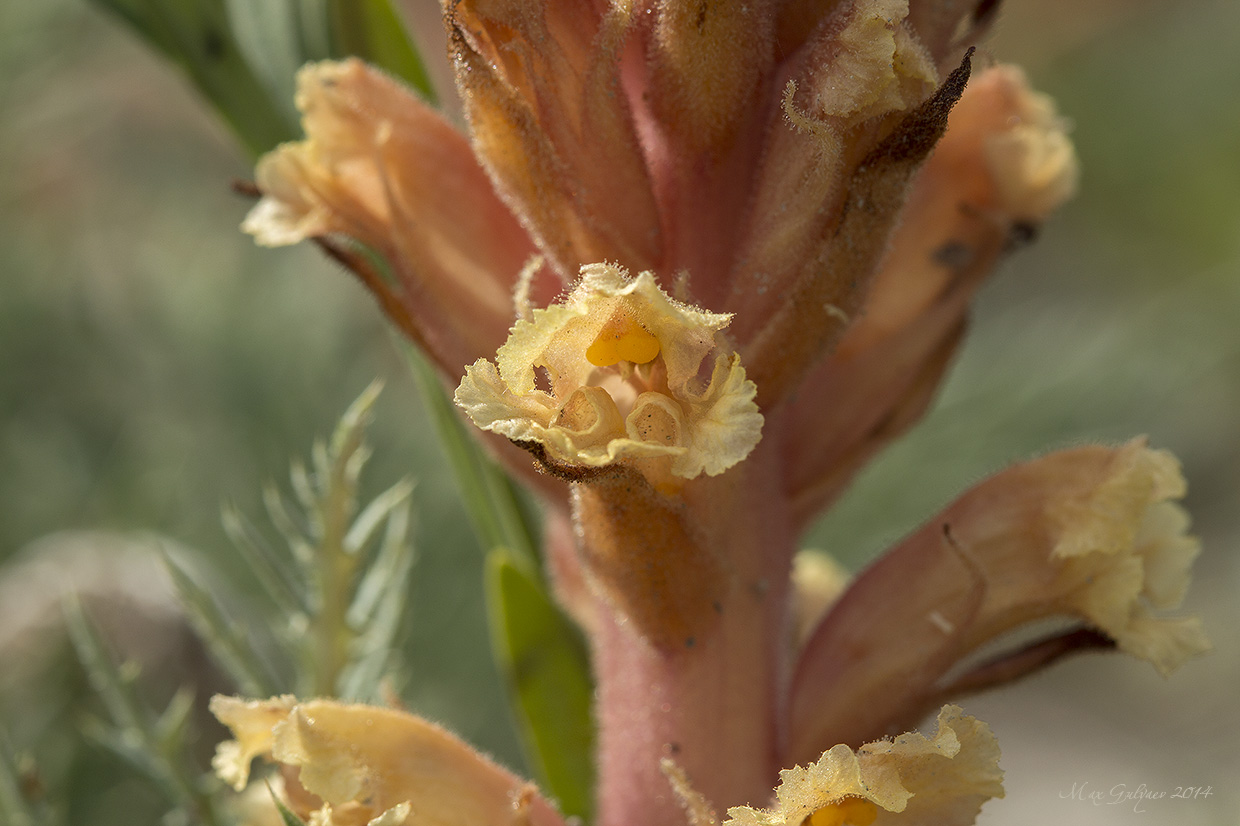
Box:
586;312;661;367
803;798;878;826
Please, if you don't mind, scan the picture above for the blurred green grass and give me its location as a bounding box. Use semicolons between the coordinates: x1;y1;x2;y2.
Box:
1;1;1237;824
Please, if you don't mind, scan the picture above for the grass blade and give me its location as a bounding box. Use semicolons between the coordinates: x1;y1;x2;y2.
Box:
401;343;540;569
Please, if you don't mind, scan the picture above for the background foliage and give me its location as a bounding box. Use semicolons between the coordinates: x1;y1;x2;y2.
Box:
1;1;1237;824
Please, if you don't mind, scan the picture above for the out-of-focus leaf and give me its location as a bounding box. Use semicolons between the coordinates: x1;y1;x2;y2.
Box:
347;496;413;627
338;508;415;701
84;0;298;155
79;717;167;788
344;478;413;557
222;0;304;127
222;503;306;617
402;343;540;570
162;553;282;697
263;485;314;566
153;687;196;754
64;600;218;821
87;0;437;158
328;0;436;103
486;549;594;821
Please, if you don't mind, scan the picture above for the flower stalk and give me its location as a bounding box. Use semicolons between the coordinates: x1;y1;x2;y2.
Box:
79;1;1214;824
589;451;796;825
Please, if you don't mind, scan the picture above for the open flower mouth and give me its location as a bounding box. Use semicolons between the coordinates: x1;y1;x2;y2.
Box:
456;263;763;490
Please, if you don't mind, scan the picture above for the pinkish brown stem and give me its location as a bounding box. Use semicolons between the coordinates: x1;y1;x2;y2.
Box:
583;446;795;825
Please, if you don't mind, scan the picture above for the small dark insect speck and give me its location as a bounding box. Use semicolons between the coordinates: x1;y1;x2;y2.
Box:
932;240;974;270
202;28;225;61
973;0;1002;25
1007;221;1039;247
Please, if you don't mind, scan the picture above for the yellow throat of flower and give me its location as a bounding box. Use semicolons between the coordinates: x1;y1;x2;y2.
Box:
805;798;878;826
586;312;661;367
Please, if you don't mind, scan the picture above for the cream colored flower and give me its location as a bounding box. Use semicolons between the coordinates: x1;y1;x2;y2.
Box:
790;440;1210;760
981;67;1079;222
727;706;1002;826
1043;442;1207;672
210;696;566;826
238;57;535;378
455;263;762;490
664;706;1002;826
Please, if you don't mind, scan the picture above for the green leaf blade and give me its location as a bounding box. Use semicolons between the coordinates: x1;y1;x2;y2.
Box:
328;0;436;103
85;0;299;155
486;550;594;822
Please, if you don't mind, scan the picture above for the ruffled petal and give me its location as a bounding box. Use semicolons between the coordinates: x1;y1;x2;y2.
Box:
210;695;297;791
726;706;1003;826
456;263;762;485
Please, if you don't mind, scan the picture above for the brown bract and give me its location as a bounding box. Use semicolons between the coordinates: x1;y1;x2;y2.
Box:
783;63;1080;525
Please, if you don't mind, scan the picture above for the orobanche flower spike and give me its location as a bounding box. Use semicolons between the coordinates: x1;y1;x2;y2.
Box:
455;262;763;492
195;1;1212;826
